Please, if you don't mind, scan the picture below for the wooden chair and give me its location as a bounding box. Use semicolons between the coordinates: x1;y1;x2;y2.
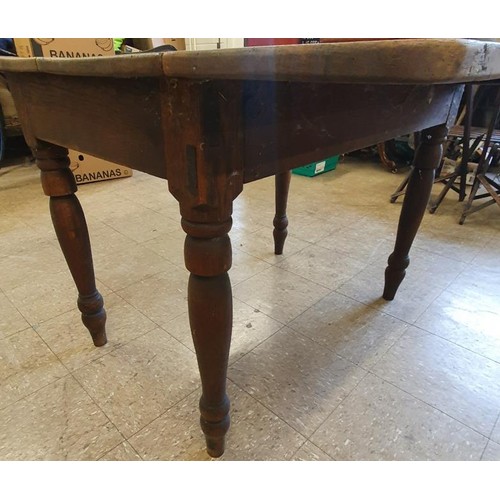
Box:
457;85;500;223
389;82;500;224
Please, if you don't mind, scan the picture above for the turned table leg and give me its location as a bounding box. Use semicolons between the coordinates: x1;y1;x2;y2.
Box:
182;218;233;457
35;141;107;346
273;171;291;255
383;124;448;300
163;79;245;457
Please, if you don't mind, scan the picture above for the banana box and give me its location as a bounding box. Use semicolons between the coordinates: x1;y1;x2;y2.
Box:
13;38;132;184
13;38;114;58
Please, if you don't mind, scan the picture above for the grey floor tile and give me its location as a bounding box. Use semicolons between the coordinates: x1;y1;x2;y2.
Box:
129;382;305;461
415;287;500;364
94;243;177;291
0;327;68;410
233;266;331;324
316;219;396;262
310;373;487;460
99;441;142;461
289;291;409;369
292;441;333;461
34;292;158;372
5;270;78;325
228;327;366;436
3;157;500;462
489;415;500;444
73;328;200;438
0;292;29;338
276;244;366;291
370;326;500;436
232;227;311;265
0;375;122;460
116;269;188;331
337;266;446;324
482;440;500;460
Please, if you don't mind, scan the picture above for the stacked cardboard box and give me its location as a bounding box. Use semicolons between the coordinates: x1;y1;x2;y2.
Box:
13;38;132;184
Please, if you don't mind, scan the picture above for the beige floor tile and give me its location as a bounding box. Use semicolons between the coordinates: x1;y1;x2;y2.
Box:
94;243;177;291
284;212;346;245
100;205;179;244
0;375;122;460
85;221;138;257
129;382;305;460
413;215;493;263
277;244;366;290
0;327;68;410
3;155;500;461
163;297;283;364
402;245;468;288
310;373;487;460
229;249;272;286
316;219;397;262
73;328;200;438
232;195;274;235
291;441;332;461
140;230;185;268
80;193;150;222
0;213;30;238
482;440;500;460
229;327;366;436
233;266;331;324
471;236;500;271
446;266;500;308
5;270;79;325
99;441;142;461
337;264;446;324
0;292;30;338
289;291;409;369
0;238;68;292
232;227;311;265
415;288;500;363
116;269;188;331
34;292;157;371
371;326;500;436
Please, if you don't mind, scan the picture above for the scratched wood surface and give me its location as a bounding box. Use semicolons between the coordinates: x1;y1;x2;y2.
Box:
1;39;500;83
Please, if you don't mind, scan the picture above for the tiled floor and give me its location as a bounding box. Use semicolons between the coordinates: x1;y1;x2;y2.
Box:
1;156;499;461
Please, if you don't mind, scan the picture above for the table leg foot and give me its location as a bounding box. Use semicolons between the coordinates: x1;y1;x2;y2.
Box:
78;291;107;346
273;171;291;255
383;124;448;300
200;394;230;458
383;254;410;300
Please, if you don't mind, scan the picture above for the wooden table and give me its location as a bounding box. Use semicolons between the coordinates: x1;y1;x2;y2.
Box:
2;39;500;457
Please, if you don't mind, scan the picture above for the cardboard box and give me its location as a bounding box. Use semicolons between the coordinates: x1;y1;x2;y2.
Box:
69;150;132;185
13;38;131;184
14;38;114;58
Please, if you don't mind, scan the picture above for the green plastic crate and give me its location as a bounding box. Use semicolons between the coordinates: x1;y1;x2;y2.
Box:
292;155;339;177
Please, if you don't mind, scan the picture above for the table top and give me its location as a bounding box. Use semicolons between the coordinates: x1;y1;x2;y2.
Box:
1;39;500;84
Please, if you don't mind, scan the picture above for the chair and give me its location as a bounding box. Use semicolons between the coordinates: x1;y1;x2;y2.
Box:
389;82;500;223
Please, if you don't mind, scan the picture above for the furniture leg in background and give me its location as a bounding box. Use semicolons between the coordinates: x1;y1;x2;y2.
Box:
428;83;474;213
34;140;107;346
458;86;500;224
273;171;291;254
